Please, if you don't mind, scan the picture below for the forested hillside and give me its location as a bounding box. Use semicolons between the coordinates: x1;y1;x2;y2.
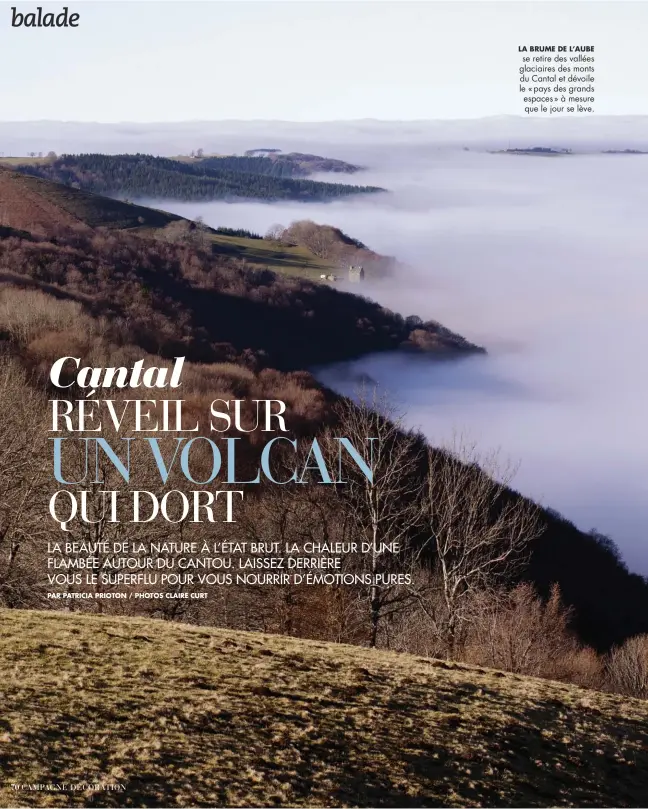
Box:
0;227;478;370
13;153;384;203
201;151;361;177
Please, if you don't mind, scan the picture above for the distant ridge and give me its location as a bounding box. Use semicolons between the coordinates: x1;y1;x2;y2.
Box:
2;117;647;155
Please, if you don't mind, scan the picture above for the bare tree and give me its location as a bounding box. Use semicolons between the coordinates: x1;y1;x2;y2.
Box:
333;388;425;647
283;220;340;260
421;437;544;655
464;583;579;677
0;359;51;608
264;224;286;242
390;580;604;688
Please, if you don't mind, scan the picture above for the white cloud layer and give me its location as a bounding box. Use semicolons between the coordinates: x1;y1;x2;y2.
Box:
144;125;648;573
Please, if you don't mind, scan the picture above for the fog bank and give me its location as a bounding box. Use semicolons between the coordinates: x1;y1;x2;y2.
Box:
157;143;648;573
10;118;646;571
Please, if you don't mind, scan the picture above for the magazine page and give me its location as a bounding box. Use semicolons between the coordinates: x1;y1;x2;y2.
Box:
0;1;647;806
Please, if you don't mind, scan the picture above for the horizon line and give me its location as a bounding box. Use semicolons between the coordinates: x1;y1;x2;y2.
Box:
1;114;647;126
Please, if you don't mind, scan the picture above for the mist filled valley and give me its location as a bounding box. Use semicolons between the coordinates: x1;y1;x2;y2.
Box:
146;140;648;573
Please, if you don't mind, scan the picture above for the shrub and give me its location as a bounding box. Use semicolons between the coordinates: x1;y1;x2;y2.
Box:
0;288;83;345
606;634;648;699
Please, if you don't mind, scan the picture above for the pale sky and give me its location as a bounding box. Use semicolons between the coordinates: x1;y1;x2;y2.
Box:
1;0;647;121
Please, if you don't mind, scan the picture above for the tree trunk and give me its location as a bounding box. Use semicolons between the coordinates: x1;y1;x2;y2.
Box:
370;587;380;647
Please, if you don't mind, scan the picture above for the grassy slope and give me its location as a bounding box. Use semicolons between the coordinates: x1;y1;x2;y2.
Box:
133;227;337;280
0;610;646;808
195;233;335;279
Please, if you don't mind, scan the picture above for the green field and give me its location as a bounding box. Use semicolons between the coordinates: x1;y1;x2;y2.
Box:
206;234;337;280
0;609;646;807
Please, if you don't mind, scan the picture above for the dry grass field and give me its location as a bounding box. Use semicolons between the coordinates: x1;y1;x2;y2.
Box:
0;158;50;167
0;609;646;807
